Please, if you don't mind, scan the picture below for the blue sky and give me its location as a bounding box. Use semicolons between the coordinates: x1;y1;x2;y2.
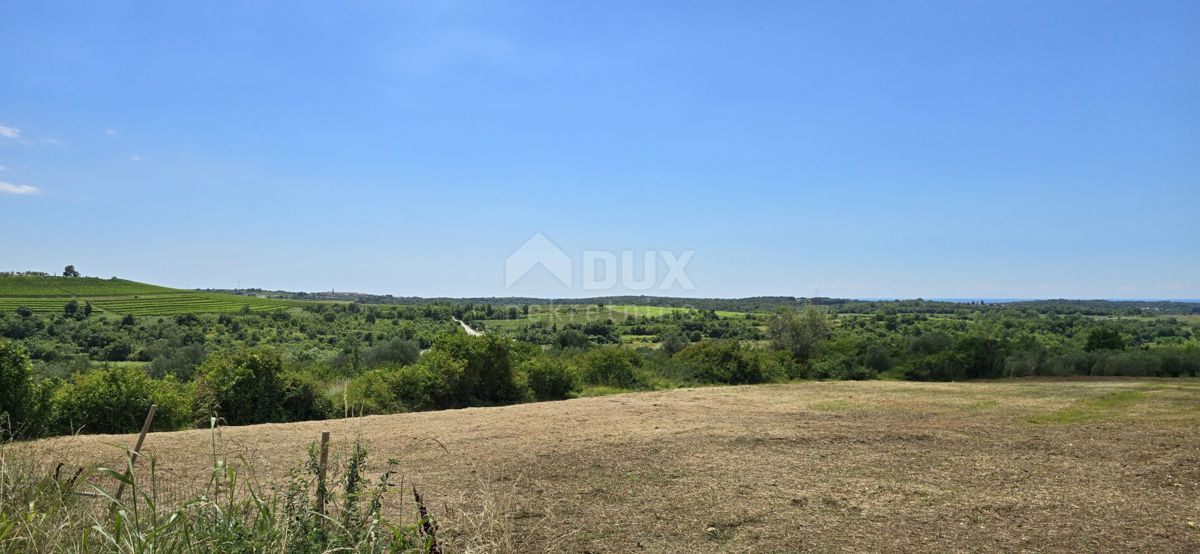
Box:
2;1;1197;299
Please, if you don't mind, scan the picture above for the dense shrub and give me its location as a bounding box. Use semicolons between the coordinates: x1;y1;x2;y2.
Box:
51;365;191;434
521;357;577;401
1156;347;1200;377
280;372;334;422
345;349;467;413
863;344;894;373
1092;350;1160;376
556;329;591;349
909;332;952;355
103;339;134;362
195;348;285;425
676;340;777;384
344;369;400;415
809;354;877;380
1046;350;1100;377
902;336;1006;381
194;347;325;425
581;346;640;388
364;338;420;368
149;343;206;381
430;333;522;404
388;357;459;411
659;331;688;355
1086;327;1126;351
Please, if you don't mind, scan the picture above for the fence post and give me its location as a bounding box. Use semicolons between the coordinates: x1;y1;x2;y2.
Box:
113;404;157;503
316;431;330;518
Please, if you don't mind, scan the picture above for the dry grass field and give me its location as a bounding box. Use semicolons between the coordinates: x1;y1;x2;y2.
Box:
26;379;1200;552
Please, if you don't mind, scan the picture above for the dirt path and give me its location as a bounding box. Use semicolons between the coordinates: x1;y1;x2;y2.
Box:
24;379;1200;552
452;316;482;336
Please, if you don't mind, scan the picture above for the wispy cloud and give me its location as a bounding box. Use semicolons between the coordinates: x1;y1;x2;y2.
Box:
129;154;141;162
40;138;61;145
0;165;6;171
0;125;20;139
105;129;118;136
0;181;40;195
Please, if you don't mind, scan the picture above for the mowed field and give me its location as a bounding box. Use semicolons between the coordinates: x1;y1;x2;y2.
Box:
0;276;295;315
26;379;1200;552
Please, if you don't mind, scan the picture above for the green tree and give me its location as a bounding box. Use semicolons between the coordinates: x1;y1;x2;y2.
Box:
556;329;591;349
768;306;830;363
0;341;35;437
659;331;689;356
863;344;894;373
1085;327;1126;352
364;338;420;368
63;265;80;277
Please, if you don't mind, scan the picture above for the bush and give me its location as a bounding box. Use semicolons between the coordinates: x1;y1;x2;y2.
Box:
810;354;876;380
194;348;296;425
280;372;334;422
364;338;420;368
556;329;591;349
51;365;191;434
345;369;402;415
1156;347;1200;377
1092;349;1161;377
149;343;206;381
430;333;521;405
104;339;134;362
901;336;1006;381
345;349;467;414
1047;350;1100;376
388;360;456;411
581;346;640;388
863;344;894;373
659;331;688;356
676;340;776;384
522;357;577;401
1085;327;1126;352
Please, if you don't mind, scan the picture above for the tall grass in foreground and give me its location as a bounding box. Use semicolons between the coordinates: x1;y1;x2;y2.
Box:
0;421;441;553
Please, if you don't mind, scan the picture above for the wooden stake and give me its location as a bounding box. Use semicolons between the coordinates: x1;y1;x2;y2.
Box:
316;431;330;517
113;404;157;503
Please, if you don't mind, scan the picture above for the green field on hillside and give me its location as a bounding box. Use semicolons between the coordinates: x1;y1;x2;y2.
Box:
604;304;745;318
475;303;752;337
0;276;176;297
0;276;298;315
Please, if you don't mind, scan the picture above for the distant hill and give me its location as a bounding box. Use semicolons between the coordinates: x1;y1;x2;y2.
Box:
0;275;299;316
